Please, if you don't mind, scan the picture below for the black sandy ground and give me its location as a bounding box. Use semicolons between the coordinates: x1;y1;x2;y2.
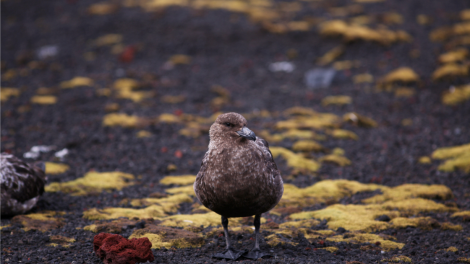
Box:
1;0;470;263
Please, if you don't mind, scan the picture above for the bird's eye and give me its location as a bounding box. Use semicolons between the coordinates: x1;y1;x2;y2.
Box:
224;122;233;127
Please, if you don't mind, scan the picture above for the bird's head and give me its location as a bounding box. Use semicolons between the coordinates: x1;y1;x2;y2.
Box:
210;112;256;143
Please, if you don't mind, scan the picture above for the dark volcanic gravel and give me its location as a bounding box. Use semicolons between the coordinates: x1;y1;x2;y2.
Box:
2;0;470;263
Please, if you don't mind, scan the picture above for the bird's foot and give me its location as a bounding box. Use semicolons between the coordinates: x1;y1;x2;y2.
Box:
243;249;271;260
212;248;247;260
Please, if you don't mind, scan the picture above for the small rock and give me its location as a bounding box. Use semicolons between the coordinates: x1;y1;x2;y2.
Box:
93;233;154;264
304;68;336;89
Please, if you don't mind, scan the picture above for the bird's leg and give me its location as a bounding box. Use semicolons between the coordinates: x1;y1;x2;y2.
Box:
243;214;271;259
212;215;246;260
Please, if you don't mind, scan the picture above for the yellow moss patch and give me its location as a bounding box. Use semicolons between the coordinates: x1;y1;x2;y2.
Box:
45;162;70;174
442;84;470;106
45;171;134;196
168;54;191;65
1;87;20;101
362;184;453;204
319;20;410;44
136;130;152;138
84;219;138;233
102;113;141;127
353;73;374;84
322;246;338;253
328;233;404;251
166;185;195;196
83;205;167;220
317;46;344;66
161;95;186;104
394;87;415;98
11;211;65;232
88;2;117;15
451;211;470;221
292;140;324;152
418;156;432;164
31;95;57;104
390;217;440;230
440;222;463;231
381;255;412;262
279;219;321;229
380;67;420;84
160;212;239;230
114;78;140;90
117;89;152;102
48;235;76;248
160;175;196;185
458;257;470;263
431;143;470;173
343;112;378;128
439;48;468;64
447;246;459;252
432;64;469;80
320;154;351;166
129;193;193;215
382;198;456;214
0;224;11;230
329;129;358;140
291;204;391;232
94;34;123;46
60;77;94;88
321;95;352;106
258;129;323;143
270;146;320;173
276;110;341;130
158;113;181;123
130;225;203;249
278;180;386;208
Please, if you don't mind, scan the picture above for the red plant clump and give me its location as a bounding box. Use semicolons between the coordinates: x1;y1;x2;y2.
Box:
93;233;154;264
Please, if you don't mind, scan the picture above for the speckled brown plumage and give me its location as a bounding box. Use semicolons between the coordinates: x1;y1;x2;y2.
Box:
1;153;46;217
193;112;283;259
194;112;283;217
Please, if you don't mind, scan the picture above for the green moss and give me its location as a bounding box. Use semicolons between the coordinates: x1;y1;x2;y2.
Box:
441;222;463;231
45;171;135;196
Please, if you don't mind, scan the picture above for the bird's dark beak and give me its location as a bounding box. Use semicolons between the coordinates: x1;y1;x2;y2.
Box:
236;127;256;141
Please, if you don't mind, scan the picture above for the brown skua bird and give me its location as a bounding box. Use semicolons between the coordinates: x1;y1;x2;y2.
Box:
194;112;284;260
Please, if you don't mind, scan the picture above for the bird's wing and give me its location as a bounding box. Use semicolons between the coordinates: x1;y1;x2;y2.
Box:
255;137;278;171
1;154;46;203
